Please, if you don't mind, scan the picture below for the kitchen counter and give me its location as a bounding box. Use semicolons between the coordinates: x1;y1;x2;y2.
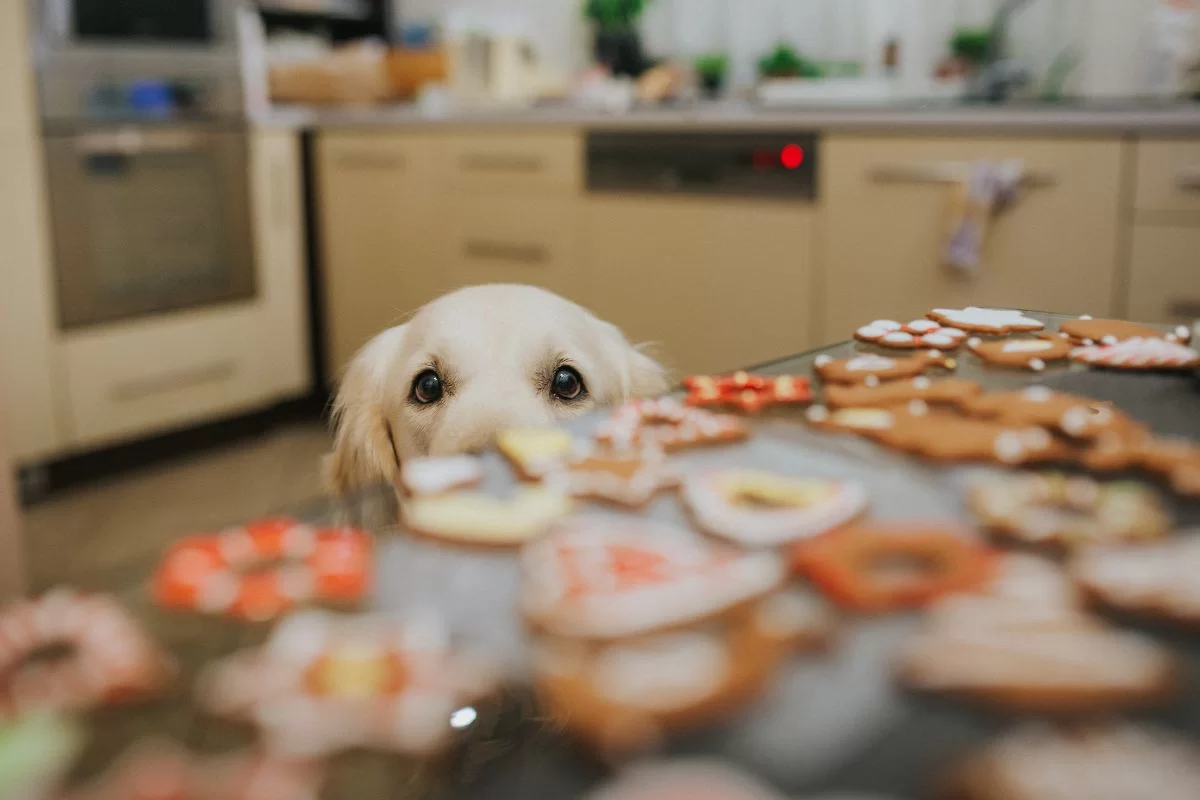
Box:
259;98;1200;135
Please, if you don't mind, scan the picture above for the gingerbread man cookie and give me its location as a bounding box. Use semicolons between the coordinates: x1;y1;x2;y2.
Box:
1071;537;1200;627
521;519;786;640
402;487;572;546
959;386;1137;440
1070;337;1200;370
967;336;1072;371
813;351;955;386
683;372;812;413
823;377;982;409
854;319;969;351
681;469;868;547
927;307;1045;335
595;398;749;452
896;556;1176;713
1059;316;1191;346
544;446;677;508
398;455;483;496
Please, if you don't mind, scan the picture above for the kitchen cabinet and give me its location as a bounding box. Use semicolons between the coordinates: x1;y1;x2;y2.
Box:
318;132;454;377
820;136;1125;343
585;196;816;376
1134;140;1200;219
1128;226;1200;326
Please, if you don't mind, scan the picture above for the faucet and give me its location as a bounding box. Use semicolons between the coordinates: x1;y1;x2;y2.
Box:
970;0;1036;103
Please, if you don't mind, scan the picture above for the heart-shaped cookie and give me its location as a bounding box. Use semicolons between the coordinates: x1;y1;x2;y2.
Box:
682;469;867;546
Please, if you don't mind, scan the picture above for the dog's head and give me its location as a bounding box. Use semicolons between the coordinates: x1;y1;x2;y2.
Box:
326;284;668;494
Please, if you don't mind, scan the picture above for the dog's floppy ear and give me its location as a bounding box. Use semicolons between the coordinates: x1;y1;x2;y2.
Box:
626;342;670;398
324;325;406;495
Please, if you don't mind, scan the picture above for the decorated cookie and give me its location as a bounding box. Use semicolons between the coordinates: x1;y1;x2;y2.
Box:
1070;337;1200;370
683;372;812;413
398;455;483;496
969;473;1170;551
402;487;572;546
595;398;750;452
1059;316;1189;345
1082;433;1200;497
805;406;900;439
791;523;997;613
0;713;83;800
681;469;868;547
896;556;1176;713
544;446;677;508
61;741;325;800
855;319;970;350
0;589;174;721
199;610;499;759
823;377;982;409
966;336;1071;371
154;519;372;621
586;759;788;800
959;386;1137;440
927;307;1045;335
945;723;1200;800
1071;537;1200;626
535;589;833;754
872;410;1072;465
521;519;786;640
496;428;575;479
813;351;955;385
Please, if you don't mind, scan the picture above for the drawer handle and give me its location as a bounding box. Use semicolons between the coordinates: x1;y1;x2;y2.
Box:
111;362;236;403
460;154;543;174
870;163;1056;188
336;152;405;170
464;240;548;265
1168;301;1200;319
1176;168;1200;191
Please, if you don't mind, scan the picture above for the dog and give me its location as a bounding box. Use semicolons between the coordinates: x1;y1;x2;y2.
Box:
326;284;668;493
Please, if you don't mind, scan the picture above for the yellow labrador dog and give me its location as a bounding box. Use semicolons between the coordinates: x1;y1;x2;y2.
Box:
326;284;668;493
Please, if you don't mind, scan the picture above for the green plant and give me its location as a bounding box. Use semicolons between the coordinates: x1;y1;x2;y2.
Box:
694;52;729;79
757;42;822;79
951;28;993;64
584;0;651;29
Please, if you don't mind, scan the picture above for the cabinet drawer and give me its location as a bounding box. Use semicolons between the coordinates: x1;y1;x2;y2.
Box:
1135;140;1200;216
1128;225;1200;325
447;197;580;296
442;132;581;195
61;308;279;448
320;133;439;180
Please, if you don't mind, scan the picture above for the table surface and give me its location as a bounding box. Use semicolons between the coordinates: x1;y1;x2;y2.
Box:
64;312;1200;799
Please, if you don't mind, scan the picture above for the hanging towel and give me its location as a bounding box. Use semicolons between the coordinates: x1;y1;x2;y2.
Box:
944;160;1025;273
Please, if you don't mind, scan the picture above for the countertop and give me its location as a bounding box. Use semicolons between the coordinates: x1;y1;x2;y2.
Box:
257;98;1200;135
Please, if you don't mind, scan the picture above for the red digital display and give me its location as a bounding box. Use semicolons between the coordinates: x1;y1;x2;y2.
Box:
780;143;805;170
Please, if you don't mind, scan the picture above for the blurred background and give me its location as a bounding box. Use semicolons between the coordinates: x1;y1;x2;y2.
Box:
2;0;1200;597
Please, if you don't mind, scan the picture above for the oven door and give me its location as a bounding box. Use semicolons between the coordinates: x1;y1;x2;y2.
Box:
44;124;256;330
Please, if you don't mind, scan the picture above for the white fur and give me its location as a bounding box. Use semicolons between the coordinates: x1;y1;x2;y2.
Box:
326;285;668;494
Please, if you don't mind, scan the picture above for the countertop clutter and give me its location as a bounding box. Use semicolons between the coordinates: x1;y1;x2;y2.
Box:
7;309;1198;800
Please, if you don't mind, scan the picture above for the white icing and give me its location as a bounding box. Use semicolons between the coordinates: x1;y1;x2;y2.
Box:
845;355;895;372
1029;358;1046;371
870;320;902;331
591;633;729;711
905;319;940;333
1021;386;1053;402
1072;337;1199;368
814;355;833;367
1002;340;1053;353
1079;314;1094;320
931;307;1043;332
400;456;483;496
922;333;955;348
1101;335;1118;345
881;332;916;345
806;405;830;422
967;337;983;348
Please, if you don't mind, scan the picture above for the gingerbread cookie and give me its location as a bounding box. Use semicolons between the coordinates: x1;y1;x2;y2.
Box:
595;398;750;452
402;487;571;546
684;372;812;413
927;307;1045;335
0;589;174;721
966;336;1071;371
398;455;483;496
813;351;955;386
496;428;575;479
805;406;900;440
681;469;868;547
154;519;372;621
855;319;969;351
969;473;1170;551
199;610;499;759
791;523;996;613
874;410;1072;465
1071;537;1200;626
534;589;833;754
521;519;786;640
1082;434;1200;495
823;377;982;409
1070;337;1200;370
959;386;1135;440
1059;316;1191;345
945;723;1200;800
544;446;676;508
896;556;1176;713
586;760;788;800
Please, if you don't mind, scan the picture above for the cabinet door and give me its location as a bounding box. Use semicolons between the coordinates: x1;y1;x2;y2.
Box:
317;133;453;378
1135;140;1200;216
1129;225;1200;326
821;136;1124;343
585;196;814;376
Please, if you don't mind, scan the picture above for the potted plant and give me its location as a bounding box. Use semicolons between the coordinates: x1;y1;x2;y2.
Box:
585;0;651;77
757;42;823;80
695;52;729;97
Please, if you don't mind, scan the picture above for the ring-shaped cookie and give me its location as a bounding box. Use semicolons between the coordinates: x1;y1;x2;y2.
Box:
154;517;371;622
791;524;997;612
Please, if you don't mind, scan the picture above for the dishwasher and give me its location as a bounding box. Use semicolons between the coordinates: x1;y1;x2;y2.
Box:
584;131;820;376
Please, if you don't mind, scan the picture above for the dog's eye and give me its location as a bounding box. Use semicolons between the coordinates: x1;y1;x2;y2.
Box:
411;369;443;404
550;366;586;401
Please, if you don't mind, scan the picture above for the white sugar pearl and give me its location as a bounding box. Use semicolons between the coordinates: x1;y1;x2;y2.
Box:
913;377;932;389
1079;314;1093;320
1029;358;1046;371
1083;338;1094;346
814;355;833;367
806;406;830;422
864;375;880;388
968;337;982;348
908;399;929;416
1101;335;1118;346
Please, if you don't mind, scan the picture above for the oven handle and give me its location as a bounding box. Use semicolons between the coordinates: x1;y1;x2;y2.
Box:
74;129;211;156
